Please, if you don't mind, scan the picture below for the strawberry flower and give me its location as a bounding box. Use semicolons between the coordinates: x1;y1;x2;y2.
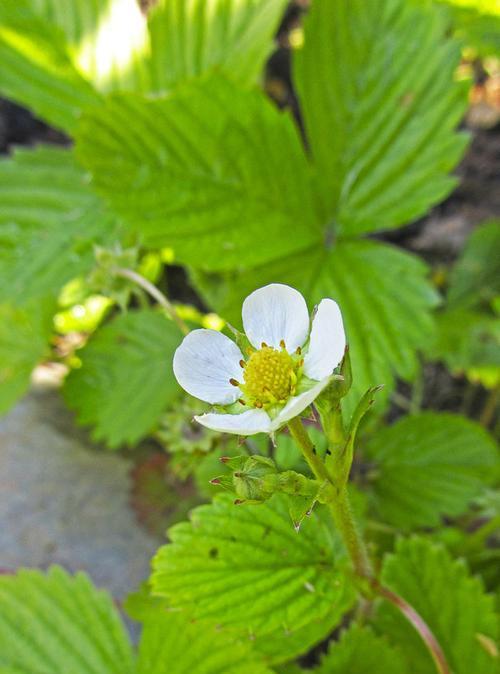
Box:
173;284;346;436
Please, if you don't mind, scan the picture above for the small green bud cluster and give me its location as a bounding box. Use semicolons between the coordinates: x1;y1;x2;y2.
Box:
211;455;333;506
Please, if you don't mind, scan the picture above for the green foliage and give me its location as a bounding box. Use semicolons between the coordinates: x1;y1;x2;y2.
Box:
365;412;498;529
0;299;55;414
376;537;499;674
0;566;134;674
436;0;500;56
137;610;272;674
434;221;500;387
63;310;182;447
0;0;100;132
251;609;345;666
312;624;409;674
151;493;355;636
433;308;500;387
146;0;288;92
448;220;500;310
0;0;286;131
76;76;322;269
0;146;119;306
293;0;469;236
29;0;150;93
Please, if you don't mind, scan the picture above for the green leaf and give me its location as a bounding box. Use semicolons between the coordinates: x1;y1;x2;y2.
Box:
313;624;409;674
29;0;150;93
0;146;120;305
437;0;500;56
365;412;498;529
0;566;134;674
251;608;350;666
195;240;439;415
1;0;287;134
151;493;355;637
376;537;499;674
76;76;322;270
63;309;182;447
0;0;100;132
293;0;469;236
0;298;55;414
146;0;287;91
433;308;500;388
137;610;272;674
448;220;500;310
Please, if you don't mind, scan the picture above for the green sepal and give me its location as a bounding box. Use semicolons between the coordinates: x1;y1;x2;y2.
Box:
326;386;383;489
316;347;352;405
226;323;253;355
288;494;318;531
217;455;326;510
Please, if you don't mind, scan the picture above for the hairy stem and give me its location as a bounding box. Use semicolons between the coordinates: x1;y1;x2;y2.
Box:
114;267;189;335
287;416;330;482
328;488;373;579
287;415;451;674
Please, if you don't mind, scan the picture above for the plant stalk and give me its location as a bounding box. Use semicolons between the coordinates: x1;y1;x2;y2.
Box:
374;582;451;674
287;416;330;483
287;416;451;674
114;267;189;335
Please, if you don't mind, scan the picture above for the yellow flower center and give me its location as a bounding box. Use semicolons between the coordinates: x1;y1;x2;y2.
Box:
236;344;303;408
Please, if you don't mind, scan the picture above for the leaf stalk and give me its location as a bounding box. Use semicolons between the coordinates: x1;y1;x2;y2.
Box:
287;415;451;674
113;267;189;335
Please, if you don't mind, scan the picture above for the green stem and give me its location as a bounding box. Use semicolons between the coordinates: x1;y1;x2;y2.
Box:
287;416;330;483
479;385;499;428
114;267;189;335
289;417;371;578
328;488;373;579
287;416;451;674
465;514;500;553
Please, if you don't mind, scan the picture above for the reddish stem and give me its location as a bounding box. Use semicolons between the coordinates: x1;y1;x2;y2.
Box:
375;582;451;674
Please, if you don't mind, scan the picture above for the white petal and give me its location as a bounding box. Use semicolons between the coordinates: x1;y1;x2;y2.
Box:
194;409;272;435
173;329;243;405
304;299;346;380
269;377;332;431
242;283;309;351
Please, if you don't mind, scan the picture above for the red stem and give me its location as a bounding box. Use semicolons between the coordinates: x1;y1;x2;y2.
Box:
375;582;451;674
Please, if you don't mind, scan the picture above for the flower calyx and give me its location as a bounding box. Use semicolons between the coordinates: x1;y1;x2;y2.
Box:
211;455;334;508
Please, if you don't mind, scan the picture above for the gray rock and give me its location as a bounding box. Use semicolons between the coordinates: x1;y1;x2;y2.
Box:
0;384;161;600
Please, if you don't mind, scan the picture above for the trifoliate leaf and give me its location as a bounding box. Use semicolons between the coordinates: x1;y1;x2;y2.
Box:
0;146;120;306
448;220;500;310
63;310;182;447
151;494;355;637
0;0;100;132
313;624;409;674
0;566;134;674
146;0;287;92
0;298;55;414
196;240;438;416
376;537;499;674
365;413;498;529
137;610;272;674
76;76;322;270
293;0;469;237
